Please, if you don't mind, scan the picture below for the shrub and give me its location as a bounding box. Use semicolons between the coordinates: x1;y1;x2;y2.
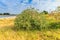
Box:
14;9;41;30
14;9;51;31
49;22;60;29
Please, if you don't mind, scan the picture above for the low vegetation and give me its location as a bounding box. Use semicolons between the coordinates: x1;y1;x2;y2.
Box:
14;8;60;31
0;8;60;40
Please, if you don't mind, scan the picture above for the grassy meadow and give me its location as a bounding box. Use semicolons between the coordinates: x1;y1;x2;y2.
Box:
0;9;60;40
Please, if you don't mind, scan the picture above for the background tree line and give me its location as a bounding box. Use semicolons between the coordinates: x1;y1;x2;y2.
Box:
0;13;10;15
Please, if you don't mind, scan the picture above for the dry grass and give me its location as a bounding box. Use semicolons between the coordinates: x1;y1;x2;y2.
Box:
0;17;15;28
0;14;60;40
0;29;60;40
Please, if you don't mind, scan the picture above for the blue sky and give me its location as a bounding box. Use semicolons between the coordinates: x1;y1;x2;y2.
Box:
0;0;60;14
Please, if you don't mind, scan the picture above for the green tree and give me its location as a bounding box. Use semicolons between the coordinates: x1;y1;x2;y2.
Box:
41;10;48;14
3;13;10;15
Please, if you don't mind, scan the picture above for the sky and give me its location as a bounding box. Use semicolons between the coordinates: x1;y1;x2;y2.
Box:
0;0;60;14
